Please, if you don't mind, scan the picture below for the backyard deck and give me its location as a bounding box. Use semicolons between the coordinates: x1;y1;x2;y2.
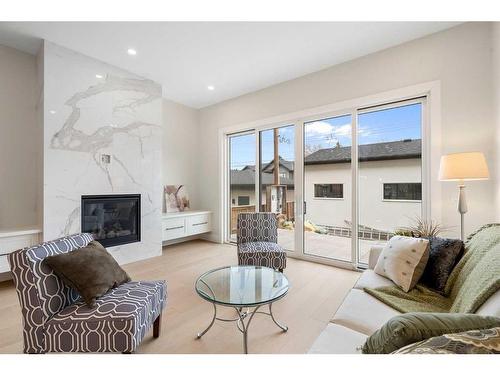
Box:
231;229;385;264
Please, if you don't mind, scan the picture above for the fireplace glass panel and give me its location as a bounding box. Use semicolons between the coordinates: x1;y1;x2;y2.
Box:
81;194;141;247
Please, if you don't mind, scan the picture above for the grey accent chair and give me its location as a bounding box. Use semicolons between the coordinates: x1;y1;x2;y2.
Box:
8;233;167;353
237;212;287;272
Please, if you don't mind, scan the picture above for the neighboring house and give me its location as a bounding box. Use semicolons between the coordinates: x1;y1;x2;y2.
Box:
231;139;422;233
230;157;295;207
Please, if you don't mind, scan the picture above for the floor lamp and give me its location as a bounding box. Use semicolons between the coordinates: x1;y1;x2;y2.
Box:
439;152;489;240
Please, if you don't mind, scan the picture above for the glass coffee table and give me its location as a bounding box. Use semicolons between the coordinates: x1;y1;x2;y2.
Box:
195;265;289;354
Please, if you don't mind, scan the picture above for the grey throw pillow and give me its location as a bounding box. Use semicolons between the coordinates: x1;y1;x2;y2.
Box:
420;237;464;293
362;312;500;354
42;241;131;308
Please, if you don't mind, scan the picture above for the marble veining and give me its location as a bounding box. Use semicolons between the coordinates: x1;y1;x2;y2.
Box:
43;41;163;264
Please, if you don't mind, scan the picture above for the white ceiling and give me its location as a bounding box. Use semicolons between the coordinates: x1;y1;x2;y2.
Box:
0;22;460;108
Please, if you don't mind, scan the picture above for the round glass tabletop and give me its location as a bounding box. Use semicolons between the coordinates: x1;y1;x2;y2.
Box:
195;266;289;306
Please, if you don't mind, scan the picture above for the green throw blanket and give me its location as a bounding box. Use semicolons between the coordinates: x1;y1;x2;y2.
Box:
364;223;500;314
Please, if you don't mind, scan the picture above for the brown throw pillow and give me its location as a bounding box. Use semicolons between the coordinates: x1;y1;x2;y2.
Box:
42;241;131;308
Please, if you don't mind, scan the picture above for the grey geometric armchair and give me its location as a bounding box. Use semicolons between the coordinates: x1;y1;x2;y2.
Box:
8;233;167;353
237;212;287;272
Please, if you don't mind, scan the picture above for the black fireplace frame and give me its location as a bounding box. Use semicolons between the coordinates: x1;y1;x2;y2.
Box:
81;194;141;247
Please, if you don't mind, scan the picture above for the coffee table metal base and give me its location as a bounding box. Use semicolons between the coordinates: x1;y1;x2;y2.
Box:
196;302;288;354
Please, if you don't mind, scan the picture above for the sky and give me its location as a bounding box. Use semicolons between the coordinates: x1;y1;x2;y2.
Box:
230;103;422;169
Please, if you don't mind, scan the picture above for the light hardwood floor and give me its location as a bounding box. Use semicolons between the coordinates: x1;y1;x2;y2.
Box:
0;240;360;354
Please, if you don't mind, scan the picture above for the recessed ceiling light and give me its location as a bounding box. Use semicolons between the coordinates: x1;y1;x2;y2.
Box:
127;48;137;56
49;110;56;114
96;74;103;79
207;85;215;91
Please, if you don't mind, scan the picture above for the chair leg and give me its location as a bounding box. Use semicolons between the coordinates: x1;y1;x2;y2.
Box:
153;314;162;338
278;268;283;273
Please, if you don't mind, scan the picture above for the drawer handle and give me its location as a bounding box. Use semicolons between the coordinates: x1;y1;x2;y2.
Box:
193;222;208;226
166;226;184;231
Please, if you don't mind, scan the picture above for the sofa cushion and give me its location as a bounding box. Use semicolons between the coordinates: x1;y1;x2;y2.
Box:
308;323;367;354
44;280;166;353
43;241;131;308
362;312;500;354
374;236;430;292
393;327;500;354
238;242;287;269
420;237;464;293
331;289;399;336
354;270;396;290
476;290;500;318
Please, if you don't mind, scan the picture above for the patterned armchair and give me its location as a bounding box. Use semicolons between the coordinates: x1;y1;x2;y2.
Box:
237;212;287;272
8;233;167;353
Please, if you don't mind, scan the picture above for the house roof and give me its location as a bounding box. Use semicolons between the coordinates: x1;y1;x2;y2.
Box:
230;168;294;188
231;139;421;187
261;156;295;172
305;139;421;165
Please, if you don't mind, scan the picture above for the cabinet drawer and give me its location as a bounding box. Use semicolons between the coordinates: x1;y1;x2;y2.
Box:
0;234;37;256
0;233;39;273
186;214;211;236
162;218;186;241
0;256;9;273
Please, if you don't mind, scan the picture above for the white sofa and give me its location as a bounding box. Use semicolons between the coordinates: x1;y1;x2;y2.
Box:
308;246;500;354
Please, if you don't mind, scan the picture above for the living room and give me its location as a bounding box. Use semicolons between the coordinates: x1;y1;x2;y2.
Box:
1;1;499;373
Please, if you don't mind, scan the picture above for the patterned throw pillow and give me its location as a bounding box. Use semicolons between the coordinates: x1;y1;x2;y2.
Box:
374;236;430;292
393;327;500;354
420;237;464;293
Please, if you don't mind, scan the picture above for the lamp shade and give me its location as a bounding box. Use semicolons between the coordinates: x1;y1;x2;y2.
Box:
439;152;489;181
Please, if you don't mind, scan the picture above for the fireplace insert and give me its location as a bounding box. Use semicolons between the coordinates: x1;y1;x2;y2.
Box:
81;194;140;247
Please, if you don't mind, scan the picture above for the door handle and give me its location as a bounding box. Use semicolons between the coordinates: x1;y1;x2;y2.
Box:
303;201;307;215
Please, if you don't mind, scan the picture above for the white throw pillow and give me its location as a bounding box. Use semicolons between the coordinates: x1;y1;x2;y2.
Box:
374;236;430;292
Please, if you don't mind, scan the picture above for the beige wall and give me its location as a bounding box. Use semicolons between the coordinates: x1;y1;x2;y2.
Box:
162;99;200;210
493;23;500;222
0;45;38;229
199;22;499;242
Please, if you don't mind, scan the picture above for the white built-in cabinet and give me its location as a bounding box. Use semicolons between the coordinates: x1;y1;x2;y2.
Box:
0;229;42;274
162;210;212;242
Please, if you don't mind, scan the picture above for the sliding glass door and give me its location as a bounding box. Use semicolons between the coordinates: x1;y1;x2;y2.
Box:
228;131;256;242
356;101;423;265
225;97;426;269
303;114;352;262
259;125;295;252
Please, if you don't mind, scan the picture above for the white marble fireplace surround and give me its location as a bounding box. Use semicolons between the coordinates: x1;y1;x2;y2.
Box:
43;42;163;264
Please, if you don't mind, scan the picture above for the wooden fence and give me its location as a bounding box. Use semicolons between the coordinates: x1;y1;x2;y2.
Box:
230;202;295;234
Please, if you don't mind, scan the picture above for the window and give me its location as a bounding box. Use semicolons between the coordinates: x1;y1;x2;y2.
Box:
383;183;422;201
314;184;343;199
237;196;250;205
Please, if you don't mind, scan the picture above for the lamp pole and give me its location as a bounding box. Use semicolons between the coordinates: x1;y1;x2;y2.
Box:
457;181;467;241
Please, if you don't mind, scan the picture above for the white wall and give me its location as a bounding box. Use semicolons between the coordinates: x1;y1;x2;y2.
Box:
199;22;499;242
162;99;200;210
305;159;422;231
0;45;39;229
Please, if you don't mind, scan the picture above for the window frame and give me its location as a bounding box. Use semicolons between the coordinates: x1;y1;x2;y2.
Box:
237;195;250;206
382;182;422;202
313;183;344;200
